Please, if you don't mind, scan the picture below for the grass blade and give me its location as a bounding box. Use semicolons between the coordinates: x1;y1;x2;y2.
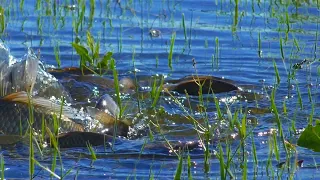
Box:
168;32;176;70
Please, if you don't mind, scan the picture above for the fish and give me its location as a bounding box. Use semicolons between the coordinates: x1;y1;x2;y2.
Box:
0;91;129;148
48;67;240;96
164;75;239;95
0;43;130;148
0;91;85;135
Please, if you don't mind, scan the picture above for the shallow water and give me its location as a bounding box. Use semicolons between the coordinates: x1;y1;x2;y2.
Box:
1;0;320;179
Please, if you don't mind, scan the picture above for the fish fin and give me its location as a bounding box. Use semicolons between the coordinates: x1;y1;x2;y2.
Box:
2;91;62;111
2;91;29;102
2;91;80;120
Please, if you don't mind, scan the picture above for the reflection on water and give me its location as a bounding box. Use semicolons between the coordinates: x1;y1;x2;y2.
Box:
0;0;320;179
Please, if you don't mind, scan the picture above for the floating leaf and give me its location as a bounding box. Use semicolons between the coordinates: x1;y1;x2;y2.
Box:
297;124;320;152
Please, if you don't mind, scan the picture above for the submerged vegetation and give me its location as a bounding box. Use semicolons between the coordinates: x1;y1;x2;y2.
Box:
0;0;319;179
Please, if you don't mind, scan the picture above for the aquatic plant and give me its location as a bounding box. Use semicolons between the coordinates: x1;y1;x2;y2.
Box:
0;6;5;33
150;75;164;109
182;13;187;42
73;0;85;35
72;31;114;74
0;154;4;180
54;43;61;68
297;122;320;152
168;32;176;70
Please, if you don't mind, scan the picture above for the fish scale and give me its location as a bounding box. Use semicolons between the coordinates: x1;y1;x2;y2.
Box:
0;99;84;135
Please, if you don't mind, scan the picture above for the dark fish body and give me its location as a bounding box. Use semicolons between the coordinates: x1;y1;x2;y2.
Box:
56;131;113;148
164;76;239;95
0;98;84;135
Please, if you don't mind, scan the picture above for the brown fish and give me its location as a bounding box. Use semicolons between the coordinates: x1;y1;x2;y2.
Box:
164;75;239;95
0;92;127;148
0;91;85;135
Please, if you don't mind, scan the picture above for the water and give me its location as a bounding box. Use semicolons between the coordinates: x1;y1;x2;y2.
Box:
1;0;320;179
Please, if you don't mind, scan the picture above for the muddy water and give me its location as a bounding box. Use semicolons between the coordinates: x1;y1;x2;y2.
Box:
0;0;320;179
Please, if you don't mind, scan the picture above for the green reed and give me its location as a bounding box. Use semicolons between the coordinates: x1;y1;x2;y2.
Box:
242;151;247;180
296;82;303;110
119;25;123;53
53;0;57;16
235;112;247;165
283;97;287;115
214;97;223;120
88;0;95;28
54;43;61;68
270;88;290;168
272;131;280;162
308;87;314;124
86;31;100;63
258;32;262;58
37;15;43;35
87;142;97;161
33;158;61;179
0;154;4;180
174;155;183;180
251;133;258;166
44;0;52;16
215;37;220;64
273;60;280;84
168;32;176;70
0;6;5;33
194;76;211;174
225;141;234;179
285;11;290;41
187;152;192;180
150;76;164;108
40;115;46;146
35;0;41;10
19;0;24;12
74;0;85;34
26;91;35;179
314;22;319;60
279;37;285;60
110;58;122;150
266;135;275;177
182;13;187;41
110;58;123;119
293;38;300;52
218;143;226;179
234;0;239;29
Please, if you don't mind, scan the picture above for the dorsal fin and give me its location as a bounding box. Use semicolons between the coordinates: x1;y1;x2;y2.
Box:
2;91;77;118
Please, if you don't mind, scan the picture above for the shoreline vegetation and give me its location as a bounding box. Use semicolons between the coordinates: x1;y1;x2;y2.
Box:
0;0;319;179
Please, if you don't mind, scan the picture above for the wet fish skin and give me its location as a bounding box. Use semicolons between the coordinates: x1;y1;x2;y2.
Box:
164;76;239;95
0;99;84;135
55;131;113;148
